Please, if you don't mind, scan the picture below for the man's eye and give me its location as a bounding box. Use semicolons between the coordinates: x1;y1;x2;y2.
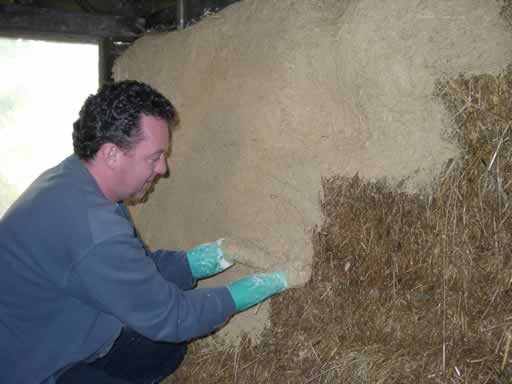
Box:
149;153;165;163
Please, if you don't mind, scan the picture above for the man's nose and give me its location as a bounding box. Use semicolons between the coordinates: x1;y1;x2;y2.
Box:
156;158;168;176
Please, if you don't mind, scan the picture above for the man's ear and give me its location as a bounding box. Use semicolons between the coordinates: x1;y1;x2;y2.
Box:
98;143;120;169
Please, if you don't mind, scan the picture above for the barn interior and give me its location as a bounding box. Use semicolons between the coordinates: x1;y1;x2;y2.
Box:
2;1;512;383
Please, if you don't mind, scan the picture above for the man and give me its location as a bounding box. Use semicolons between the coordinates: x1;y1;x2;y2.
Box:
0;81;287;384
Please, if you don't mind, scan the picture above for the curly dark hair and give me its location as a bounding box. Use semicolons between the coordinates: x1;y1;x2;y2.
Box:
73;80;176;160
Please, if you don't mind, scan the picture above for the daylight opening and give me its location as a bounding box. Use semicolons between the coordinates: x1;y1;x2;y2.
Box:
0;37;99;217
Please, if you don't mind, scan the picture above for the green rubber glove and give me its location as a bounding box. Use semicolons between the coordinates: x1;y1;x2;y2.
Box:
186;239;235;279
227;272;288;312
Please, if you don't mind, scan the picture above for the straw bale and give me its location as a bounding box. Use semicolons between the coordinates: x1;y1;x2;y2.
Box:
164;66;512;383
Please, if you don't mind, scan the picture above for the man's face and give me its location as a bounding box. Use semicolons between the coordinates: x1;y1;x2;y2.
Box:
116;114;170;201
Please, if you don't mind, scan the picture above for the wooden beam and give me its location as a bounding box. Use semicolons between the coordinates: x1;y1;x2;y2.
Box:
186;0;240;23
146;0;240;31
0;4;145;39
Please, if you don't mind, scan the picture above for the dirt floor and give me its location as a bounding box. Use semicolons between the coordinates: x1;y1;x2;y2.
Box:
163;66;512;383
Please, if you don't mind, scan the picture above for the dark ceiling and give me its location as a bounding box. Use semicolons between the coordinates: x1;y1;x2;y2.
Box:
0;0;240;40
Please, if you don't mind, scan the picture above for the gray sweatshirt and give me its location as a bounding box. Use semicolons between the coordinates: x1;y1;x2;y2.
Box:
0;155;235;383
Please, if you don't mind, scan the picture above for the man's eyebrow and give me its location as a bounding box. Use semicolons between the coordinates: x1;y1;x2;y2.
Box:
148;149;168;157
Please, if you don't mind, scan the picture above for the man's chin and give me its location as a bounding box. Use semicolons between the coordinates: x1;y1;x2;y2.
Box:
129;184;155;204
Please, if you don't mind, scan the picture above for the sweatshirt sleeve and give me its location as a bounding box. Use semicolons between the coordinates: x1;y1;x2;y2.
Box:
64;234;236;343
117;203;195;290
148;249;196;290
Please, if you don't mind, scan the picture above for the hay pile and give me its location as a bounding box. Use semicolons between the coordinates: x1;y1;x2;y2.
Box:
119;0;512;345
164;68;512;383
